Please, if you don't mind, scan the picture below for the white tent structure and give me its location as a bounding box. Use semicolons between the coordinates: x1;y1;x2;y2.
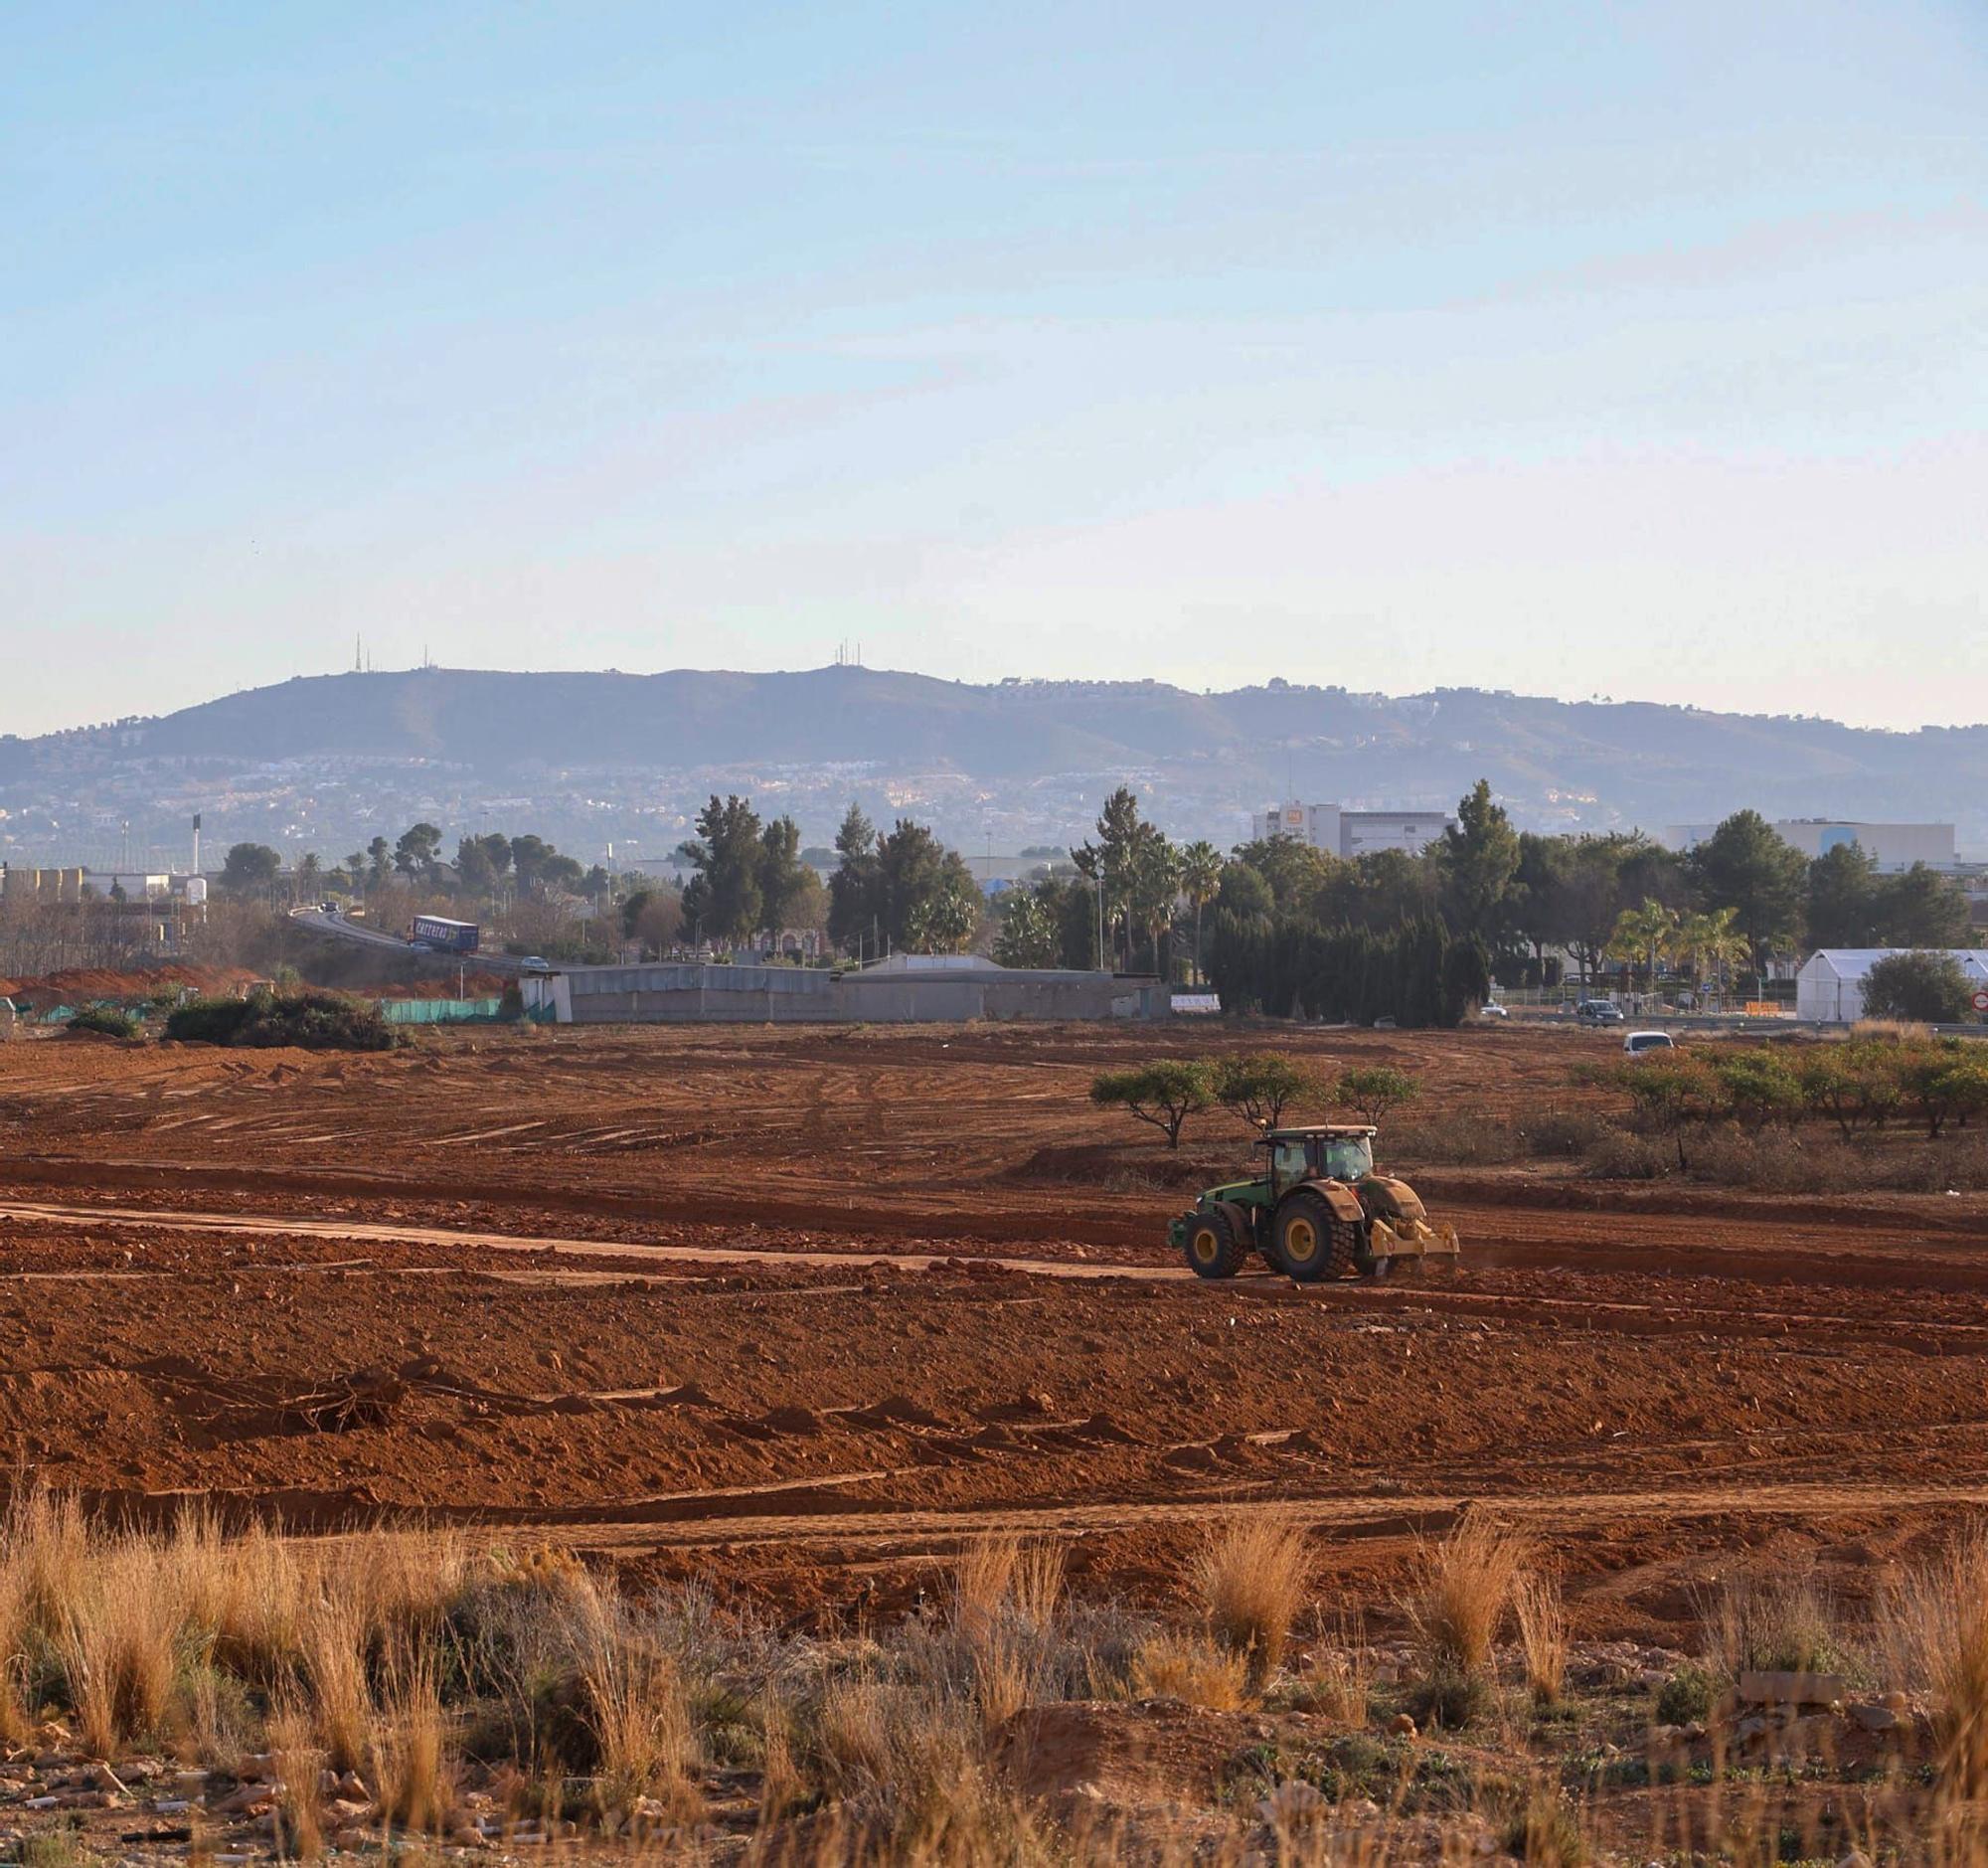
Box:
1795;949;1988;1024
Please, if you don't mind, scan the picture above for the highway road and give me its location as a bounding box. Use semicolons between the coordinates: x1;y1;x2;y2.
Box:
291;908;540;976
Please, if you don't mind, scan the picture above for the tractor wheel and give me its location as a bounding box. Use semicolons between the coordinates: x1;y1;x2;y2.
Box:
1270;1191;1357;1282
1180;1204;1250;1280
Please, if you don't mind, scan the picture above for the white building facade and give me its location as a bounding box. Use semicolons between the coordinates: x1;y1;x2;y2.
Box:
1794;947;1988;1023
1251;802;1453;860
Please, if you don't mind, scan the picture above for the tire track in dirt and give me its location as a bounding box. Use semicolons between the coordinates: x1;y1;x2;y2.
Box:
486;1476;1988;1554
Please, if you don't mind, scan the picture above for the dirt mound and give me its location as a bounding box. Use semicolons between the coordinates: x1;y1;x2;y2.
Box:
1004;1142;1242;1190
994;1700;1252;1806
0;963;260;1009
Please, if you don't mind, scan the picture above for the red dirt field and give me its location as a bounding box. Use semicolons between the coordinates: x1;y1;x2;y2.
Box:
1;1016;1985;1641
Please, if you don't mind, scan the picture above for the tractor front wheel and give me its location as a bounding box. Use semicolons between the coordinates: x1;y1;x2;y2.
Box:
1180;1204;1250;1280
1270;1191;1356;1282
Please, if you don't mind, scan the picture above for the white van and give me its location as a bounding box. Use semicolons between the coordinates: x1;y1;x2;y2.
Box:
1623;1030;1676;1058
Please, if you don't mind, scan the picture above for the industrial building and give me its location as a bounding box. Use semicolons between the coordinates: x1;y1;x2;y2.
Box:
1250;802;1453;860
1794;948;1988;1023
1666;820;1957;873
521;951;1168;1024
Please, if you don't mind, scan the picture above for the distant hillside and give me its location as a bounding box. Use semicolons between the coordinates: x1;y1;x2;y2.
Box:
4;666;1985;849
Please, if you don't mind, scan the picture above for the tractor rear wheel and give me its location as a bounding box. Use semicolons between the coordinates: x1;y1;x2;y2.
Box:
1270;1191;1357;1282
1180;1204;1250;1280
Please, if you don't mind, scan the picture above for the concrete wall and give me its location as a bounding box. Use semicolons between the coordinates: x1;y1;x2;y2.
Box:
521;961;1166;1025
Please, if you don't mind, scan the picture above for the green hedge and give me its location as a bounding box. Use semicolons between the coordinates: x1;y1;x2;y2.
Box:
165;988;398;1051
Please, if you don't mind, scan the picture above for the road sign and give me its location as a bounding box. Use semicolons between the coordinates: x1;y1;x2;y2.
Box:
1972;989;1988;1014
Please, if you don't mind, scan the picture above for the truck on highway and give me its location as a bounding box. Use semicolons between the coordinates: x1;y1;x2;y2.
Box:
409;914;480;954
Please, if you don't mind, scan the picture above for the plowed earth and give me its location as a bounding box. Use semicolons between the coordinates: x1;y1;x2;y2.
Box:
1;1019;1985;1634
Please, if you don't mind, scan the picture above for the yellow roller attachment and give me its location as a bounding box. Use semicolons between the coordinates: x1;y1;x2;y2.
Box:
1369;1216;1461;1260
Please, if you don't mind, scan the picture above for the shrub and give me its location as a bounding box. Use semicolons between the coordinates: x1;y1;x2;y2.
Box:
1335;1066;1419;1124
1863;949;1975;1024
1089;1060;1215;1149
166;988;398;1051
66;1005;139;1039
1655;1663;1715;1727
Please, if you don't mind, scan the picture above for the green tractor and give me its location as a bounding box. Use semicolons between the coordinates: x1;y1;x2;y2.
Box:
1167;1123;1460;1281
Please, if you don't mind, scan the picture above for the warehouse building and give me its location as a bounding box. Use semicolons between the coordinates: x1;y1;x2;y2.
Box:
521;951;1168;1024
1667;821;1957;873
1794;948;1988;1023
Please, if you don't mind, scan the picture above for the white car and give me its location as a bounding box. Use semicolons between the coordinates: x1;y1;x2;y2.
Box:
1623;1030;1676;1058
1478;1002;1510;1019
520;955;552;973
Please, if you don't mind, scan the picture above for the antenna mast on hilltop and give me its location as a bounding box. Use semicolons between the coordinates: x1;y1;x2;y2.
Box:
353;634;363;673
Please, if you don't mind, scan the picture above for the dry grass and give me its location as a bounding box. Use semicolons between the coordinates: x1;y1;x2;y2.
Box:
1513;1570;1570;1706
1702;1562;1854;1680
54;1536;182;1756
1193;1515;1309;1693
1881;1525;1988;1798
267;1697;325;1861
1852;1017;1933;1042
371;1646;456;1834
1127;1633;1248;1711
567;1575;701;1821
955;1533;1066;1638
301;1576;373;1775
1405;1511;1530;1681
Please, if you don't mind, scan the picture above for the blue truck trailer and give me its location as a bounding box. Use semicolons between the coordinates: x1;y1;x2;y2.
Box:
409;915;480;954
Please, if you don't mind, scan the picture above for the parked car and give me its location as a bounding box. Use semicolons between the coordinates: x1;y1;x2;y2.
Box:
1478;1002;1510;1019
1575;999;1624;1025
1623;1030;1676;1058
520;956;552;973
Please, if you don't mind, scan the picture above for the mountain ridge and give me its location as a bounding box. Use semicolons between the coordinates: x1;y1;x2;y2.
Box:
3;666;1983;850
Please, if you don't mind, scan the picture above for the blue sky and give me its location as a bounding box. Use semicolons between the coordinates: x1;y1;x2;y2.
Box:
4;1;1984;734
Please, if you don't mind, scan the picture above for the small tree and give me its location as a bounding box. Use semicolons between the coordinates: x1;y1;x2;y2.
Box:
1862;950;1973;1025
1090;1060;1215;1150
1615;1051;1728;1170
1214;1054;1320;1132
1710;1050;1803;1129
1899;1047;1988;1139
1797;1045;1903;1137
1334;1065;1419;1125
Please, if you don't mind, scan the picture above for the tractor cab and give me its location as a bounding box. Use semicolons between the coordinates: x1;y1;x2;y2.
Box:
1262;1124;1376;1196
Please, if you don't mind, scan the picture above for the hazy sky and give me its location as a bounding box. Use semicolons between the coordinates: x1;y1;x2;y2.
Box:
5;1;1985;736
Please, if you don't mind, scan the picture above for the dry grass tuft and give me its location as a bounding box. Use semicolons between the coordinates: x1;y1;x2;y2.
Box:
566;1575;701;1821
371;1647;456;1835
1128;1633;1248;1711
268;1696;325;1861
1703;1562;1853;1680
1406;1511;1529;1681
954;1533;1065;1638
1881;1525;1988;1798
55;1537;181;1756
1193;1515;1309;1694
1514;1569;1570;1706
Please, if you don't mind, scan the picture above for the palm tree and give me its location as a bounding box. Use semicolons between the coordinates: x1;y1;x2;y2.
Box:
1677;906;1747;1003
1606;898;1677;991
1179;840;1224;984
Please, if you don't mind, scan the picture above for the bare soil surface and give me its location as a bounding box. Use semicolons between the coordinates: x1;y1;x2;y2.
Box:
0;1018;1983;1644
